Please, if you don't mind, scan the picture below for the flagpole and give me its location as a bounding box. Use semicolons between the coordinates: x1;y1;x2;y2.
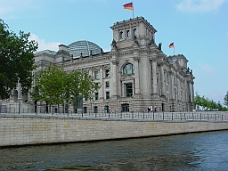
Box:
132;1;134;18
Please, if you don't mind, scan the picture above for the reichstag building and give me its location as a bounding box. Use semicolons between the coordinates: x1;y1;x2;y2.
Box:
3;16;195;113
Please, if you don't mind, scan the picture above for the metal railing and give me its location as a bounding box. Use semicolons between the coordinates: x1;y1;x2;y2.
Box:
1;111;228;123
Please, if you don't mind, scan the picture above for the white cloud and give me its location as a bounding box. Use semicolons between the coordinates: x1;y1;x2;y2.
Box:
103;48;111;52
29;33;60;52
0;0;41;18
198;63;215;73
176;0;227;12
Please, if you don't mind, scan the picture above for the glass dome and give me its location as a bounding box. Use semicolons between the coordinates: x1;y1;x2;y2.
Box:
68;40;102;58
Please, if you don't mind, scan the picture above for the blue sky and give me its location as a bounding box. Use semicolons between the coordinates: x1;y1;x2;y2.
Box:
1;0;228;105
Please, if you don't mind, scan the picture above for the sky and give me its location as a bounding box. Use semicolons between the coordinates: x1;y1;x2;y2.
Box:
1;0;228;105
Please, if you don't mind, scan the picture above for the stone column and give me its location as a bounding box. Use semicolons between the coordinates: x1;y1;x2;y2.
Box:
89;67;92;76
170;74;173;99
111;60;118;99
172;73;175;99
160;65;165;96
191;82;194;103
133;56;140;95
17;80;22;114
151;59;158;96
168;71;172;99
17;81;22;100
189;82;194;103
99;66;104;100
177;76;180;101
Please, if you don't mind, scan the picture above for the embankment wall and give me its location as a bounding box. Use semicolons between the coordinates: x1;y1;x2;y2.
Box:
1;116;228;147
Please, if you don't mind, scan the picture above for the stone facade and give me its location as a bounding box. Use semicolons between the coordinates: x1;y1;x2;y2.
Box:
2;16;194;113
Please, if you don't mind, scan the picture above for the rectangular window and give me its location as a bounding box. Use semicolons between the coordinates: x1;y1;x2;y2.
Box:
94;106;98;113
125;83;133;97
83;107;87;113
94;71;99;79
106;92;110;100
105;70;110;78
84;97;88;101
106;81;110;88
95;92;99;100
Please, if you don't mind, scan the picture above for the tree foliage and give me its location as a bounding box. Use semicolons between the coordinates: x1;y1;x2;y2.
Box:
31;66;67;106
30;65;101;112
0;19;38;99
194;92;227;111
224;91;228;108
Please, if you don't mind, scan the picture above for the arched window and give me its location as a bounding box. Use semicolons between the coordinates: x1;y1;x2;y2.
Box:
120;31;124;39
133;29;137;36
126;30;130;37
123;63;134;75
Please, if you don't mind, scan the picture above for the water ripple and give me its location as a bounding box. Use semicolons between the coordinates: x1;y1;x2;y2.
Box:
0;131;228;171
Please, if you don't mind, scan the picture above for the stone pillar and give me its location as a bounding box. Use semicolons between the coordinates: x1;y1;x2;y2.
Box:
89;68;92;76
111;60;118;99
17;81;22;114
172;73;175;99
99;66;104;100
169;71;173;99
160;65;165;96
17;82;22;100
177;76;180;101
151;59;158;96
140;53;152;98
189;82;194;103
133;56;140;95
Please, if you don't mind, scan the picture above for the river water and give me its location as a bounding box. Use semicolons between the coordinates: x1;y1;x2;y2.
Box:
0;131;228;171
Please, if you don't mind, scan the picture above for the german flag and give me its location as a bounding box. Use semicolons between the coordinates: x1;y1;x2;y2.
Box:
123;2;133;10
169;43;174;48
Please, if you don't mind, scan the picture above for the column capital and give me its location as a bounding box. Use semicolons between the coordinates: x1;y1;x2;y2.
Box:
111;59;118;65
133;56;140;61
149;56;157;61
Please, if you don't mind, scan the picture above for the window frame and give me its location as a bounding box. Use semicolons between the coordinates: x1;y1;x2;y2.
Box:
123;63;134;75
125;83;133;97
94;70;99;79
95;92;99;100
105;69;110;78
126;30;130;37
120;31;124;39
105;81;110;88
106;91;110;100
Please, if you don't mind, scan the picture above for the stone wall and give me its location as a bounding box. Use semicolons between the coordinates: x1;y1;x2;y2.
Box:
0;116;228;147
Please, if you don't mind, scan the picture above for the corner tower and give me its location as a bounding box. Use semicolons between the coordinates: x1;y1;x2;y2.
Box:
110;16;157;49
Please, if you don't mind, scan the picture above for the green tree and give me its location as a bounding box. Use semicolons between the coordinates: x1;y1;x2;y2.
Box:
31;65;67;112
209;100;217;111
82;74;101;113
0;19;38;99
194;92;228;111
194;92;202;108
65;71;96;112
224;91;228;109
31;66;101;113
217;101;222;110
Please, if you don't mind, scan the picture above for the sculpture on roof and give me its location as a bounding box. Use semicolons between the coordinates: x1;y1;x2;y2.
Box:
111;39;117;49
158;43;162;51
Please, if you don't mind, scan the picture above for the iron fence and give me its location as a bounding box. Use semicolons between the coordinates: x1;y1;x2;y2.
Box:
1;111;228;123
